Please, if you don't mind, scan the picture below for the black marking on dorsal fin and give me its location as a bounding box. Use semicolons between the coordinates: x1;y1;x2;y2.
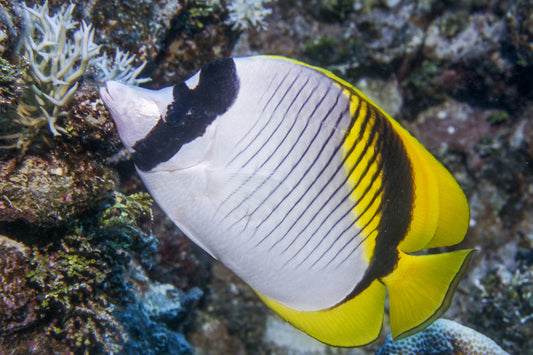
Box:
132;58;239;171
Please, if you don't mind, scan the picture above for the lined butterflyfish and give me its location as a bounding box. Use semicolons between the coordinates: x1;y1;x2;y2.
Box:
100;56;473;347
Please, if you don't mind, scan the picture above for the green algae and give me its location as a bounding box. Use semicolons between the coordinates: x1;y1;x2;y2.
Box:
487;110;511;125
0;192;158;353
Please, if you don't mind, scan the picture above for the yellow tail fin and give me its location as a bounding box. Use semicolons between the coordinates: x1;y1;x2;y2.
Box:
256;279;386;347
382;249;474;340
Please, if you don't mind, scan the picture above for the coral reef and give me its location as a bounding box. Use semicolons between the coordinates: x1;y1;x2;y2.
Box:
0;236;36;336
20;1;100;136
148;0;233;85
0;0;532;353
91;48;150;86
0;1;204;354
226;0;275;30
0;0;25;59
0;192;198;354
0;1;148;154
116;272;202;355
0;57;25;111
376;319;508;355
0;152;115;226
467;260;533;353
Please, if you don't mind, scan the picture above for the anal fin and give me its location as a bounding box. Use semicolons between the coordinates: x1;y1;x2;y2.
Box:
256;279;386;347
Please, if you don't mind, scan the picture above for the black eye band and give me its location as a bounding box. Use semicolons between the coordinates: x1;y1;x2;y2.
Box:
132;58;240;172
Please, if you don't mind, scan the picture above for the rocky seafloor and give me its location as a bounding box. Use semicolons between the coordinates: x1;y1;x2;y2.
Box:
0;0;532;354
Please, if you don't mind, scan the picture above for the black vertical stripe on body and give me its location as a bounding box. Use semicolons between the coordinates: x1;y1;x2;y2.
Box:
339;97;414;303
132;58;239;172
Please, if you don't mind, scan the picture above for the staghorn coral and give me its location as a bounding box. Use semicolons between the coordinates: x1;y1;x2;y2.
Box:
19;1;100;136
0;1;149;154
91;48;150;86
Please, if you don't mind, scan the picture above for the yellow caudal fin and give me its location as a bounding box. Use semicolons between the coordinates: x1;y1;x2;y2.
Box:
382;249;474;340
256;279;386;347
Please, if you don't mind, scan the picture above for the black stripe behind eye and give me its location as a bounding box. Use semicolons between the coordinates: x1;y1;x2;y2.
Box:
132;58;239;172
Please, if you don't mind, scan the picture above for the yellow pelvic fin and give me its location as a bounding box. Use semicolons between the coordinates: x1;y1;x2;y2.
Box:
382;249;474;340
256;279;386;347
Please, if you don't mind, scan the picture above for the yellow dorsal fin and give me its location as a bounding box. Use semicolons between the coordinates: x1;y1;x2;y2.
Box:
423;154;470;248
256;279;386;347
389;118;470;250
382;249;474;340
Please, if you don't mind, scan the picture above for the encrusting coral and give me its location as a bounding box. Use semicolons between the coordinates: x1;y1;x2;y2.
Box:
0;235;36;336
0;152;116;226
376;319;508;355
0;191;200;353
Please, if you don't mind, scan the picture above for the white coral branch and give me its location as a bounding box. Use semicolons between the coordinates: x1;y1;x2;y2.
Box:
91;48;150;86
21;1;100;136
226;0;275;31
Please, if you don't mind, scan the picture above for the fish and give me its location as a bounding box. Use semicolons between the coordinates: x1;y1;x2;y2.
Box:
100;56;473;347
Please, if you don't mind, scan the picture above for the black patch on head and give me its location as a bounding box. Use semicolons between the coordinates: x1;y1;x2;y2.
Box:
132;58;239;171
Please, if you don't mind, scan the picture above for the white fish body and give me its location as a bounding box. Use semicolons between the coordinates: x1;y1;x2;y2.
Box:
100;56;472;347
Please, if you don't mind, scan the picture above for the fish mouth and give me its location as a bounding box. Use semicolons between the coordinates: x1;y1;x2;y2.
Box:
100;81;132;120
99;81;121;108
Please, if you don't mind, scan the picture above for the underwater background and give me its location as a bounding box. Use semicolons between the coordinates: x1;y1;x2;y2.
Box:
0;0;532;354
